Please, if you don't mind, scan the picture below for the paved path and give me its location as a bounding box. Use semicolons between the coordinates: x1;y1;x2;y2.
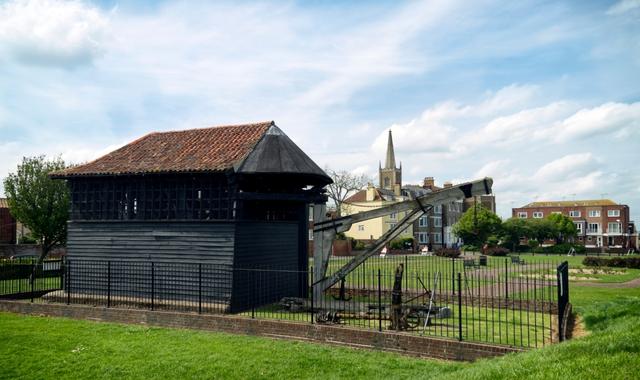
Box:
572;277;640;288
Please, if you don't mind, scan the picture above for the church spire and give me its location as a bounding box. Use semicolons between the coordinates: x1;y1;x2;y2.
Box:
384;130;396;169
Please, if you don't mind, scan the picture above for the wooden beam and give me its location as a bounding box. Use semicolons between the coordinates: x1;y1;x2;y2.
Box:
314;177;492;234
314;207;425;292
312;177;493;293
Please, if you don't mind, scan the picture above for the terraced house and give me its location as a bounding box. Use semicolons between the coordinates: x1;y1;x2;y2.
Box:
512;199;636;251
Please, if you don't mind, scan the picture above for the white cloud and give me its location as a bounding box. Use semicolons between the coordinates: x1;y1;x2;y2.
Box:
607;0;640;15
0;0;109;67
533;153;595;181
547;102;640;142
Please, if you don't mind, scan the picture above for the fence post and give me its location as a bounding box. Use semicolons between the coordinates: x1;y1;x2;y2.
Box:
30;262;35;303
504;258;509;299
198;263;202;314
451;257;455;295
66;261;71;305
151;262;155;311
107;261;111;308
378;269;382;332
251;270;256;319
557;261;569;342
457;272;463;341
309;268;314;324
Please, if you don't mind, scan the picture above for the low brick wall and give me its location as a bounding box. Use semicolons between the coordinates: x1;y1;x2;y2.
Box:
0;300;523;361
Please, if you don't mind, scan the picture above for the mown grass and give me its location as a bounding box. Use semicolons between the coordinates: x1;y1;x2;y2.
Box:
2;284;639;379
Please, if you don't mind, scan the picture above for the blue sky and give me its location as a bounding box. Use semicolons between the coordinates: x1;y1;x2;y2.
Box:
0;0;639;220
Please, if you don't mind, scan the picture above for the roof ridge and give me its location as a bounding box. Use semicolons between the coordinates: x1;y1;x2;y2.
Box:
150;121;274;135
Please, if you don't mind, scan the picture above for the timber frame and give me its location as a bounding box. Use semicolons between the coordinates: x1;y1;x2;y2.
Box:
312;177;493;298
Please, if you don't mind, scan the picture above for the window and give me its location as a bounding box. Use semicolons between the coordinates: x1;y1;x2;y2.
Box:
434;205;442;214
587;223;599;234
588;210;601;217
358;225;365;231
574;222;583;233
569;210;581;217
433;216;442;227
309;206;314;221
384;178;389;187
608;210;620;217
533;212;543;218
418;232;429;244
433;232;442;243
608;222;621;234
308;229;314;241
389;212;397;220
418;216;428;227
517;212;528;218
389;223;396;229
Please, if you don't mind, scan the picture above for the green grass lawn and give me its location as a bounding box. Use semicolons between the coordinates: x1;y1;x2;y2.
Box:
2;283;639;379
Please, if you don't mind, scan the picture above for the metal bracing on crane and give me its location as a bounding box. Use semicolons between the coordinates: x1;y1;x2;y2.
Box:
312;177;493;298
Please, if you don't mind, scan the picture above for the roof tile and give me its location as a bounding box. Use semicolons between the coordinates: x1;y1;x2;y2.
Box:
53;121;273;177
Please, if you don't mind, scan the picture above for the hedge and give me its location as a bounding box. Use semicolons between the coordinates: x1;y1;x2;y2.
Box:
583;256;640;269
434;248;461;258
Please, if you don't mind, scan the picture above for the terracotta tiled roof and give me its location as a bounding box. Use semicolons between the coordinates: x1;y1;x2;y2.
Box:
344;189;383;203
53;122;274;177
0;198;8;208
523;199;618;208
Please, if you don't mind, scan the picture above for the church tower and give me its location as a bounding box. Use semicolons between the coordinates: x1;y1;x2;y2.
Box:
379;130;402;196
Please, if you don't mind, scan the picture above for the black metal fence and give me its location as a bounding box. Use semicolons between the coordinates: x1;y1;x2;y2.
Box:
0;255;569;349
0;259;64;300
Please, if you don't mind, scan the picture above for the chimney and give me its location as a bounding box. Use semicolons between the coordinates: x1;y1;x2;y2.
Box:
443;181;453;188
423;177;435;189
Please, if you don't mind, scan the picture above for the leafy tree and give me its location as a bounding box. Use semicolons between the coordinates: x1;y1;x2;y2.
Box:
3;156;69;266
546;213;577;243
500;218;531;251
324;167;371;216
528;218;556;243
452;204;502;248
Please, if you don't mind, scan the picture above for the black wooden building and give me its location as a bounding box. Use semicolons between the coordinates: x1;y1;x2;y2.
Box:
52;121;331;311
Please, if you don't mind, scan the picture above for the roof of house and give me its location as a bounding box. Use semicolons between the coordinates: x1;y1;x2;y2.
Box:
51;121;331;185
521;199;619;208
344;189;382;203
0;198;8;208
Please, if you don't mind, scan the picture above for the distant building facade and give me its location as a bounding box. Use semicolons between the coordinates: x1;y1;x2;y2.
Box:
0;199;17;244
512;200;635;250
342;131;474;249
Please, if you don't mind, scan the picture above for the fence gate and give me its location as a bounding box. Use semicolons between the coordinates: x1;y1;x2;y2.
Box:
556;261;570;341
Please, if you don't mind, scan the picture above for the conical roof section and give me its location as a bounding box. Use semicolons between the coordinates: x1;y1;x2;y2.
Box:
236;123;332;186
384;130;396;169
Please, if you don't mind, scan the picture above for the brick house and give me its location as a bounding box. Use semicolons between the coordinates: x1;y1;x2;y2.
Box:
512;200;635;250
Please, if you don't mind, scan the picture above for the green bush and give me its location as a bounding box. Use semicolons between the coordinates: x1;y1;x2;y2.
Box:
18;234;38;244
353;240;366;250
532;243;587;255
461;244;479;252
485;246;509;256
389;237;414;250
583;256;640;269
434;248;461;258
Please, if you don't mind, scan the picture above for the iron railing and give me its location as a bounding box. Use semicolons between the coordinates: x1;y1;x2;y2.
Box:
0;255;568;349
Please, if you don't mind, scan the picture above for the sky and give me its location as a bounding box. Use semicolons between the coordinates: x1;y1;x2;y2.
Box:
0;0;639;221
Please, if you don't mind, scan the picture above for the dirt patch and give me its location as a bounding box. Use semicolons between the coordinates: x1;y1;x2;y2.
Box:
567;314;589;339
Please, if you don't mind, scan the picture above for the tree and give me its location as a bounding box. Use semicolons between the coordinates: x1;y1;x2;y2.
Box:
546;213;577;243
3;156;70;266
324;167;371;216
452;204;502;248
528;218;556;243
500;218;531;252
